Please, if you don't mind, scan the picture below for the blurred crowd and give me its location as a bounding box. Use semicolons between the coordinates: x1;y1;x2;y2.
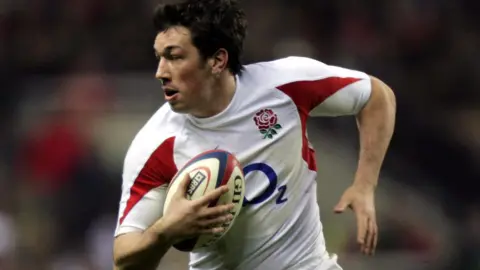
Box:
0;0;478;269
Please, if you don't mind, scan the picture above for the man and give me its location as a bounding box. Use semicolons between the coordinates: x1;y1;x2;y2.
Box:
113;0;396;269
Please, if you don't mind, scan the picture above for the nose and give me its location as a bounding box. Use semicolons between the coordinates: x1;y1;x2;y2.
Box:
155;57;170;82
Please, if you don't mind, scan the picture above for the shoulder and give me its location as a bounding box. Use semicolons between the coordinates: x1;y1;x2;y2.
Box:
241;56;369;89
122;103;184;179
241;56;326;87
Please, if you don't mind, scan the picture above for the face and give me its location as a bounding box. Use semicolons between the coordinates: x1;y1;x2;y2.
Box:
154;26;215;115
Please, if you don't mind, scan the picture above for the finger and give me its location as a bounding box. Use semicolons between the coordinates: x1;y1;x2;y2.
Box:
356;214;367;247
202;203;235;218
372;222;378;255
198;214;233;228
366;218;378;255
194;185;229;206
364;218;376;255
199;226;225;235
175;173;192;198
361;217;370;254
334;199;349;214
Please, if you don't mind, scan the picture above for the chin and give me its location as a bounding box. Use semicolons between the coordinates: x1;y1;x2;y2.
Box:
168;102;190;114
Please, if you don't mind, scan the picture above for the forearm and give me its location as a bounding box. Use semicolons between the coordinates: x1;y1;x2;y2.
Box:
113;219;174;270
354;76;396;189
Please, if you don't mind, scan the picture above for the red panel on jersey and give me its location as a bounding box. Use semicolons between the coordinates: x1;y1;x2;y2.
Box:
277;77;361;171
119;136;177;225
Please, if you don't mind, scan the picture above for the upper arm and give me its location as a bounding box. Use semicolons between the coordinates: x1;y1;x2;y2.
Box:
115;136;177;237
274;57;372;117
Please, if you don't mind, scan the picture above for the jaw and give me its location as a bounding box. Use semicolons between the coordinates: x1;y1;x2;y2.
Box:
168;101;189;114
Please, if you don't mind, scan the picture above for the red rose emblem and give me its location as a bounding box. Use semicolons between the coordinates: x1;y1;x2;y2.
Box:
253;109;282;139
253;109;277;130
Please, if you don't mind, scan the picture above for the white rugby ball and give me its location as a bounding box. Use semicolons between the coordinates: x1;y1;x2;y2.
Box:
163;149;245;252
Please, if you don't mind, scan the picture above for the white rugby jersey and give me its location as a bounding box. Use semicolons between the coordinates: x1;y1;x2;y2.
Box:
115;56;372;270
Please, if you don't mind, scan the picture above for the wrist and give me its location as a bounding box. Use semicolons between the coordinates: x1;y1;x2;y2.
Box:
352;175;377;192
150;218;177;245
352;181;376;191
353;167;379;190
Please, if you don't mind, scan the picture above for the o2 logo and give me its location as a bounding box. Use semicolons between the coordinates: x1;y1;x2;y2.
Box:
242;163;288;206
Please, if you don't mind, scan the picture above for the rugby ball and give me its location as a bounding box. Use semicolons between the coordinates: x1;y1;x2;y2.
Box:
163;149;245;252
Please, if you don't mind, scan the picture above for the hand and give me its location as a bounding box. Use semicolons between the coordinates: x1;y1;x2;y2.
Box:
334;184;378;255
162;175;235;243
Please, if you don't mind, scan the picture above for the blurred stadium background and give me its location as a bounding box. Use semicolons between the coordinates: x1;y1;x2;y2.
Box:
0;0;478;269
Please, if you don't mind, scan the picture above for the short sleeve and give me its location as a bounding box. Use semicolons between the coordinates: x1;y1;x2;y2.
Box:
115;136;177;236
275;57;372;117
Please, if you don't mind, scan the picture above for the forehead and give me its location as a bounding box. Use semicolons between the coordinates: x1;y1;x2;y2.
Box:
154;26;193;52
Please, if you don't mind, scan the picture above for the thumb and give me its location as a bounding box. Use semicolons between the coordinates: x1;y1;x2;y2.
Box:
175;173;192;198
334;198;349;214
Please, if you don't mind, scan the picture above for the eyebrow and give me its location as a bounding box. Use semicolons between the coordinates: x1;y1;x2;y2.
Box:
154;45;182;56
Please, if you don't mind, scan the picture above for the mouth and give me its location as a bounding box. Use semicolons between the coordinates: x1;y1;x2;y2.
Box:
164;88;179;101
164;89;178;97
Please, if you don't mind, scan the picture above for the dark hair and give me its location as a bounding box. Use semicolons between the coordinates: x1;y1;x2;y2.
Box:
153;0;247;75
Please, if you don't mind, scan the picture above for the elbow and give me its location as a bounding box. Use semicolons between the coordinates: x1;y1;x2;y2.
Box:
113;237;132;269
113;249;127;269
368;76;396;113
112;231;163;270
113;250;137;270
382;80;396;111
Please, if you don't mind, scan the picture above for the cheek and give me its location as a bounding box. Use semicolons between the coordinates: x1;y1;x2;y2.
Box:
184;74;210;97
173;61;211;99
175;68;202;95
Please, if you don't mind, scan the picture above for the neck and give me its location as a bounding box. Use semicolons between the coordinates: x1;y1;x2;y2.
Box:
191;72;237;118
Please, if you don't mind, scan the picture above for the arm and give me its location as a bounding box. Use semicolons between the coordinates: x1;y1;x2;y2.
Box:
113;134;233;269
114;176;233;270
113;176;174;269
353;76;396;190
333;76;396;255
271;57;395;255
113;220;173;270
112;137;177;270
274;57;395;180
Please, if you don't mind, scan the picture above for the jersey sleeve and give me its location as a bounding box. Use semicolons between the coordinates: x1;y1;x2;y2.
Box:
274;57;372;117
115;136;177;236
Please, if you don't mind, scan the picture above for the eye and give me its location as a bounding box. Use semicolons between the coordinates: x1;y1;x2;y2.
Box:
163;52;181;60
169;54;182;60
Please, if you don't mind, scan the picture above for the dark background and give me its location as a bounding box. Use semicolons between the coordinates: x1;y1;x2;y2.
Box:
0;0;478;269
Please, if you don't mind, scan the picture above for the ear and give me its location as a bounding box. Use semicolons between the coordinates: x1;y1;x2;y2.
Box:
209;49;229;74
